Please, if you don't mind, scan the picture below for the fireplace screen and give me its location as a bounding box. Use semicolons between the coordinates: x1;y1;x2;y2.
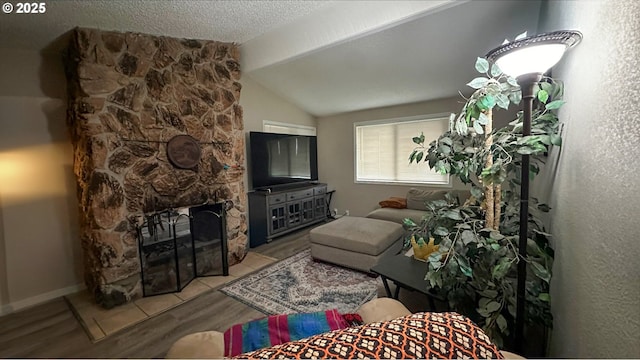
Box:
137;203;228;297
190;203;229;277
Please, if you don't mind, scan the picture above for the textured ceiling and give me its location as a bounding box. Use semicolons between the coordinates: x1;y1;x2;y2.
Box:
0;0;333;49
248;0;542;116
0;0;543;117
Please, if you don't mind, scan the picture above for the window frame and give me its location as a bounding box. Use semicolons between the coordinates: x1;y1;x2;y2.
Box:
353;113;453;187
263;120;316;136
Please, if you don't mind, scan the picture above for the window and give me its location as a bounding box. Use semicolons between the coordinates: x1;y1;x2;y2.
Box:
263;120;316;136
354;113;452;186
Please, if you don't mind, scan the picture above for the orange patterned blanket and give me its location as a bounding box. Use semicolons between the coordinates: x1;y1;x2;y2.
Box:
235;312;504;359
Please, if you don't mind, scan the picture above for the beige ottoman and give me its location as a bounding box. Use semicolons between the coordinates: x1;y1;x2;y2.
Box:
309;216;404;272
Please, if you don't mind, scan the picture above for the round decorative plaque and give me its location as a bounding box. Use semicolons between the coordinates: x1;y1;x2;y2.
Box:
167;135;201;169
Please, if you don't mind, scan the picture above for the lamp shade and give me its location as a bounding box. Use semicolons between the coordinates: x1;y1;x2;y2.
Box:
486;30;583;78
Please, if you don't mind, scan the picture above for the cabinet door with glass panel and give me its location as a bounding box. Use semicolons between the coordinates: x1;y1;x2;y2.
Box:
269;204;287;234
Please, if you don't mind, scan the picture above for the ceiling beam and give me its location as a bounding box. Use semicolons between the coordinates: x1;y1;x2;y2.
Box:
240;0;464;73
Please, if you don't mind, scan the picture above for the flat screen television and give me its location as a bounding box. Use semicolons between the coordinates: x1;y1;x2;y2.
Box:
249;132;318;189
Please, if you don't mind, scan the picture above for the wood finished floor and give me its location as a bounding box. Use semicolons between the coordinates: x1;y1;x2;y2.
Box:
0;225;437;358
0;228;312;359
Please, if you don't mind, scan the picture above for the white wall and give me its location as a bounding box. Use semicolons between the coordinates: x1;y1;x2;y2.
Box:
0;49;84;315
240;75;316;133
239;75;316;191
316;97;517;217
536;0;640;357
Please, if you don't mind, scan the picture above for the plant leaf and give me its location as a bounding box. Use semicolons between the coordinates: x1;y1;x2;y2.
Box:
455;117;468;135
496;314;508;332
473;121;484;135
444;209;462;220
537;135;551;145
540;82;553;94
475;57;490;73
479;297;492;309
467;77;489;89
412;136;422;144
530;261;551;283
507;76;519;87
440;137;453;146
509;90;522;105
477;112;489;125
480;289;498;298
461;230;475;245
402;218;417;227
435;160;451;174
496;93;510;110
416;151;424;163
485;301;501;312
538;293;551;302
517;147;535;155
438;144;451;155
492;258;512;279
477;307;491;318
409;150;417;163
537;89;549;103
491;64;503;77
458;257;473;277
550;133;562;146
545;100;565;110
430;199;448;208
434;226;449;236
537;203;551;212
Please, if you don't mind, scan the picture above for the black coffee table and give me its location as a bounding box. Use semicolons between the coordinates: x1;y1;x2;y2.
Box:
370;254;445;310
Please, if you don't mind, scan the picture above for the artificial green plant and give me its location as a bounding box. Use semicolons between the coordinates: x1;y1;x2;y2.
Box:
406;56;564;347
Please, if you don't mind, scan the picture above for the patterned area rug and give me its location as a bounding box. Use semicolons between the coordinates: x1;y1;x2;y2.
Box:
220;249;379;315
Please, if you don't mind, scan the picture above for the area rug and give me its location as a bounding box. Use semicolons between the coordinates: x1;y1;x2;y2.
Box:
220;249;379;315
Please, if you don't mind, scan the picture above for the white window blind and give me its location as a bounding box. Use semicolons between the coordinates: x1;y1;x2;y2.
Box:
263;120;316;136
355;114;451;185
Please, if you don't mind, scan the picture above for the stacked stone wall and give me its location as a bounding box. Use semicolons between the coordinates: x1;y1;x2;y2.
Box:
65;28;247;308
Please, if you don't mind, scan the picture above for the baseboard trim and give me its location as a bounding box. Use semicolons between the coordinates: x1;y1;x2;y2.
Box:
0;283;86;316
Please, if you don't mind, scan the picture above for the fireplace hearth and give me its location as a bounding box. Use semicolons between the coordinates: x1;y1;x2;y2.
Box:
137;202;229;297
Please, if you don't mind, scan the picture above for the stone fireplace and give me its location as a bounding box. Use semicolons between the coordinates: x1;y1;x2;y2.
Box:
64;28;247;308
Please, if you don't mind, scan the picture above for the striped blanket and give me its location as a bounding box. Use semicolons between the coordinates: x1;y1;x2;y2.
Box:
224;309;352;357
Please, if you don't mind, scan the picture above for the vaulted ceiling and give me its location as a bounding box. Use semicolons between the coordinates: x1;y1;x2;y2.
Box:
0;0;542;117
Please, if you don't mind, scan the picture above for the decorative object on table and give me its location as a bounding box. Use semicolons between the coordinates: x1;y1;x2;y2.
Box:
167;134;202;169
220;249;379;315
406;30;581;352
410;235;439;261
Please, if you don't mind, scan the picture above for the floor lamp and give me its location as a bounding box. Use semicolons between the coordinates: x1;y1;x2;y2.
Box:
485;30;582;353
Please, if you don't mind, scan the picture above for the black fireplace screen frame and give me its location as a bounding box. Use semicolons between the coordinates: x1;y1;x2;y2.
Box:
136;202;229;297
189;203;229;277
